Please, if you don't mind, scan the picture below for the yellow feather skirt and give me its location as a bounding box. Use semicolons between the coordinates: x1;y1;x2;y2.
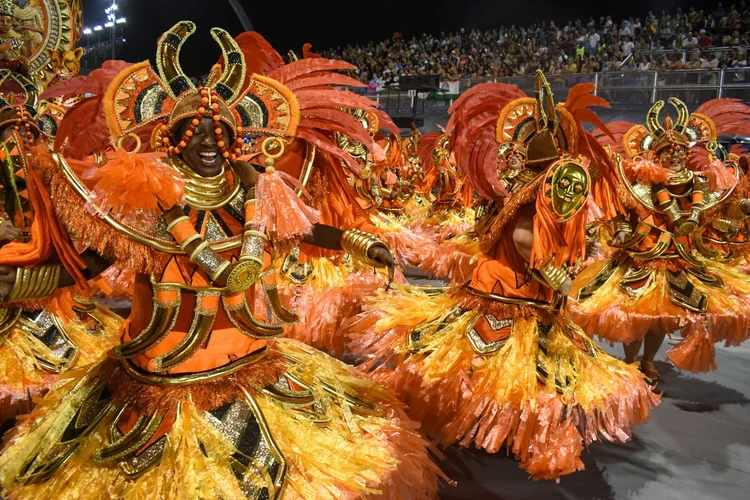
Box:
275;256;401;356
347;286;658;480
0;304;122;425
0;339;441;499
569;253;750;372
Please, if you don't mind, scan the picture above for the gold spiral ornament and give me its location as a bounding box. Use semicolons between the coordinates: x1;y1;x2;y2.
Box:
116;132;143;153
226;259;262;293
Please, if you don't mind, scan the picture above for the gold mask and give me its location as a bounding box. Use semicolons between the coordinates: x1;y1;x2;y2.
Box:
548;160;590;221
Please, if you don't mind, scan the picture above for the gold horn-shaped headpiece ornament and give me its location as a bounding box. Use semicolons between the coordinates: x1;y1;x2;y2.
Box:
534;69;557;132
646;100;666;137
156;20;197;99
210;27;246;105
0;69;11;108
15;72;39;115
669;96;690;133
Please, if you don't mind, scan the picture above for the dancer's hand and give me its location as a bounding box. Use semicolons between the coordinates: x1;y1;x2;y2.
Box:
0;220;20;242
559;276;573;297
368;245;398;272
610;230;631;246
586;239;602;258
0;265;16;302
234;160;259;191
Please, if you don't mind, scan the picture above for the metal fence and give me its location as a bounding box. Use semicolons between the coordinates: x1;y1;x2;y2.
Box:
367;68;750;114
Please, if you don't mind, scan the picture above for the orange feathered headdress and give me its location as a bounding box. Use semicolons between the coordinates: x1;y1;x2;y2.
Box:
448;70;616;200
208;31;397;175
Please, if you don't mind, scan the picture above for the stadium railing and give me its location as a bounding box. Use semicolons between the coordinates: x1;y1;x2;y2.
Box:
361;68;750;113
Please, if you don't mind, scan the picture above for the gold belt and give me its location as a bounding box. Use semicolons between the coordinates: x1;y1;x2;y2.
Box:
119;347;268;386
464;285;564;311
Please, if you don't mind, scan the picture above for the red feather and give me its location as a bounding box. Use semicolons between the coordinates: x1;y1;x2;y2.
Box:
695;98;750;137
296;128;362;174
42;60;133;98
54;97;111;159
296;88;380;111
268;59;357;85
232;32;284;76
302;43;321;59
592;120;634;154
373;109;399;136
285;74;364;91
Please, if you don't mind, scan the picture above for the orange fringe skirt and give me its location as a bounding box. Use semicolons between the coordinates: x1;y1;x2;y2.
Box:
0;304;122;426
0;339;441;499
346;286;658;480
569;253;750;372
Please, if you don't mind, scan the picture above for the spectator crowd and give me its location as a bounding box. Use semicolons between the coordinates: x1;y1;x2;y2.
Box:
321;2;750;85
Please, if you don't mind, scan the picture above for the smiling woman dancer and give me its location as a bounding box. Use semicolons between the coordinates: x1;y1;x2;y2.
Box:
0;22;440;499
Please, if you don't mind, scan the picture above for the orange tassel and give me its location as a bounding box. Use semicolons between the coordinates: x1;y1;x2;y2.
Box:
254;168;320;247
626;157;671;184
666;322;718;373
81;150;185;223
702;159;736;191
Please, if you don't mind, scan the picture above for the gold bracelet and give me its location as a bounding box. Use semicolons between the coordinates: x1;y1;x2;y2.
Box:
341;229;389;268
5;264;62;303
614;218;633;235
663;201;682;223
179;233;202;251
239;230;267;263
189;241;209;261
226;260;262;293
166;215;190;232
679;206;702;234
191;242;229;282
538;257;568;291
210;260;232;282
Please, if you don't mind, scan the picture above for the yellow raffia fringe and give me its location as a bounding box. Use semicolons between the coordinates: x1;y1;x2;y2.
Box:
0;306;122;394
1;339;435;500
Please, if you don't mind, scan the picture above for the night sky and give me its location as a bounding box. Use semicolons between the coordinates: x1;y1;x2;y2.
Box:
81;0;732;75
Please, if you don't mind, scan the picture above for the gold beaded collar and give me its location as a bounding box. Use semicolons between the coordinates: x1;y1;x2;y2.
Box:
666;167;693;187
169;153;241;210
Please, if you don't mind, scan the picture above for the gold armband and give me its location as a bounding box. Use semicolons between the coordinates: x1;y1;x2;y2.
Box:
726;200;750;221
166;215;191;232
663;201;682;223
341;229;389;268
712;218;740;234
5;264;62;303
190;241;230;283
538;258;569;291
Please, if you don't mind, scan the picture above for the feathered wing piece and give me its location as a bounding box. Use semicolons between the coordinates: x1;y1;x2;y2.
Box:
560;83;623;220
417;131;441;192
230;31;285;78
41;60;133;99
592;121;634;155
694;98;750;137
447;83;527;199
219;33;397;174
34;60;135;158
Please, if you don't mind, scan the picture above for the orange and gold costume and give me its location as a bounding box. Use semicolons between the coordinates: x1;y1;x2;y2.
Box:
348;72;658;480
0;23;440;499
570;98;750;373
0;72;121;427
